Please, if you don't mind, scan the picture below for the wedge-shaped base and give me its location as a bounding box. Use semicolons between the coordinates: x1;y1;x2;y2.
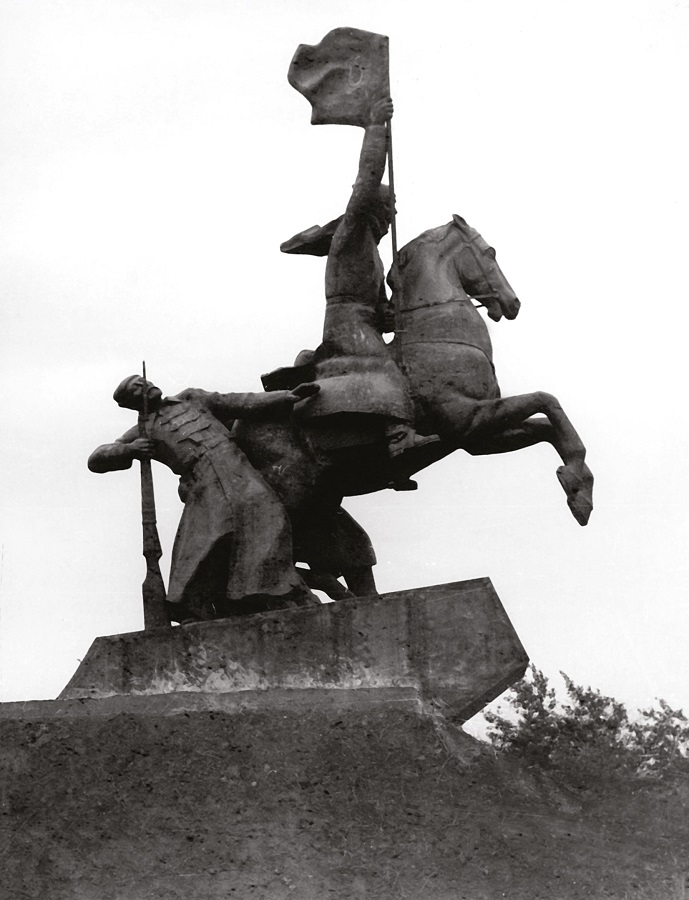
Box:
60;578;528;722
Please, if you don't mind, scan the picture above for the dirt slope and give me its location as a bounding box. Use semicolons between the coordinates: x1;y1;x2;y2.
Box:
1;694;687;899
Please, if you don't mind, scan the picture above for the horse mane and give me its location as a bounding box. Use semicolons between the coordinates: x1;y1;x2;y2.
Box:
398;216;473;270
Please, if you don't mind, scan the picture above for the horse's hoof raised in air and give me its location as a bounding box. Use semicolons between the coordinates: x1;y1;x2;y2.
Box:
556;463;594;526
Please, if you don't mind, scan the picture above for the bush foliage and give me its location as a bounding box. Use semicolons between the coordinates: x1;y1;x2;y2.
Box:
484;666;689;788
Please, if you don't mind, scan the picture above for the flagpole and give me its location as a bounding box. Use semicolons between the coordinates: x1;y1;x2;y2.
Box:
385;32;399;334
386;120;399;268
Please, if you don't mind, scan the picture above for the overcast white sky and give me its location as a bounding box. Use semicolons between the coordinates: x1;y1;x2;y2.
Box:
1;0;688;718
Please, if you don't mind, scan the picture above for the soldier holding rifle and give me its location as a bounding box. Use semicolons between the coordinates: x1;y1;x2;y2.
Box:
88;375;319;623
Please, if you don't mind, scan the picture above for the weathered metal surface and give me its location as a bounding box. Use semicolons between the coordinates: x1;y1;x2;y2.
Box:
89;379;320;621
288;27;389;127
59;578;528;722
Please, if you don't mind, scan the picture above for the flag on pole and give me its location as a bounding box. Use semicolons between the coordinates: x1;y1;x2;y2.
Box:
288;27;390;127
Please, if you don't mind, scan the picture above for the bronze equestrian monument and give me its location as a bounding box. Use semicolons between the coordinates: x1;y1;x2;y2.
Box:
1;29;593;898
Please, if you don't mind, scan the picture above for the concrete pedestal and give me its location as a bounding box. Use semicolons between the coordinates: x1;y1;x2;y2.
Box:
59;578;528;723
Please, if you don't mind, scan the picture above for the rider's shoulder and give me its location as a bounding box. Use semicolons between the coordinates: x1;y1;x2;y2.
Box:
331;212;372;250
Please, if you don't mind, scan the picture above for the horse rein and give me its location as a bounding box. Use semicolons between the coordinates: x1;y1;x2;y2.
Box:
391;221;505;329
393;239;499;314
453;228;502;308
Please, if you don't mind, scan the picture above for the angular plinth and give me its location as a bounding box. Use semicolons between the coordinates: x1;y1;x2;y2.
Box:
60;578;528;721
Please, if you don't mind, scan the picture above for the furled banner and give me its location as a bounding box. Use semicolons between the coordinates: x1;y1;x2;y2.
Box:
288;27;390;127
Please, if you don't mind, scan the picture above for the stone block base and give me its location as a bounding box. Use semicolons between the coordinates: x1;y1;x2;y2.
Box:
58;578;527;722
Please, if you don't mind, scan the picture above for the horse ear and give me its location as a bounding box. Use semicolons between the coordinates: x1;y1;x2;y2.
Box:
452;214;467;228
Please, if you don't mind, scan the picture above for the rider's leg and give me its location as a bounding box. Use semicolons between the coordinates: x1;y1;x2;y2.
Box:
385;420;440;459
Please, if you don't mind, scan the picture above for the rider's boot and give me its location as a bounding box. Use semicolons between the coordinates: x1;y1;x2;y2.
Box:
389;478;418;491
385;423;441;461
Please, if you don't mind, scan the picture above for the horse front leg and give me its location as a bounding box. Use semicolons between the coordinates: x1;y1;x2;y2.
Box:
442;393;593;525
462;416;556;455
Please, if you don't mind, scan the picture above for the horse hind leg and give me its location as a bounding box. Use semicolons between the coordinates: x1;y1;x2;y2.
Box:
455;393;594;526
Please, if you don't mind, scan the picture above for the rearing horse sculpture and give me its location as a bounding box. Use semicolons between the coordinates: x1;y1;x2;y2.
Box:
234;213;593;600
389;214;593;525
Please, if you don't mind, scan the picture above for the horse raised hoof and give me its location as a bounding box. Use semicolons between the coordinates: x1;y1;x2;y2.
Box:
556;464;594;526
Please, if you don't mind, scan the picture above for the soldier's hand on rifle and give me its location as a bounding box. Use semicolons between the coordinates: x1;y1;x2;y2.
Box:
290;382;320;403
370;96;393;125
128;438;155;461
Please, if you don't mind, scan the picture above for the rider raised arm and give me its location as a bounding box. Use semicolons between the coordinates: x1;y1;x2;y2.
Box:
342;97;391;227
280;96;439;472
325;96;393;308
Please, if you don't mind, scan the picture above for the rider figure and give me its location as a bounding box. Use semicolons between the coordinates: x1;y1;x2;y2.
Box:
281;97;439;462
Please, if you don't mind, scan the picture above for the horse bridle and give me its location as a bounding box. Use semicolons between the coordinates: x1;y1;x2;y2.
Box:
455;230;502;308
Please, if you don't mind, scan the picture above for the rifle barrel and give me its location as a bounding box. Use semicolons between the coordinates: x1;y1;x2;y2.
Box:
137;363;169;629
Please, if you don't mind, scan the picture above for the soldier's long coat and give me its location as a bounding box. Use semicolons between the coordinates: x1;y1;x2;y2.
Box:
115;390;303;612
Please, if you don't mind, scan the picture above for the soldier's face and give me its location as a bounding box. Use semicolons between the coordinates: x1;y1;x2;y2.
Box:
125;378;162;411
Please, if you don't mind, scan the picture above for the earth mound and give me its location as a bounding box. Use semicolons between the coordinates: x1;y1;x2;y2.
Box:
1;688;687;899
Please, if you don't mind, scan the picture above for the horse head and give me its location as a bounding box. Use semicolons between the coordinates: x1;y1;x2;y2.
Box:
451;214;520;322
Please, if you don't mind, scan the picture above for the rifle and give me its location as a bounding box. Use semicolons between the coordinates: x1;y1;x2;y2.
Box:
138;361;170;629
